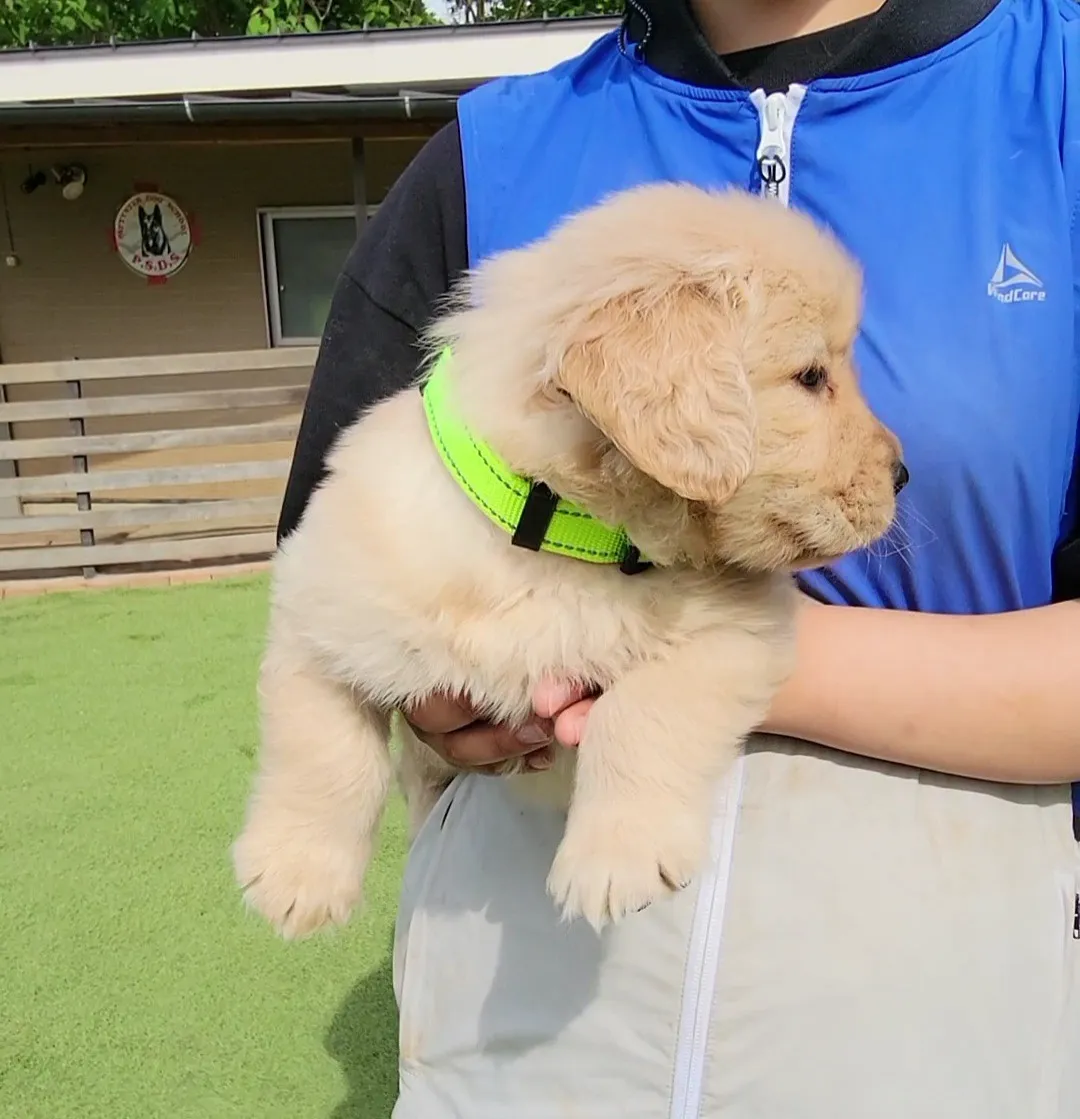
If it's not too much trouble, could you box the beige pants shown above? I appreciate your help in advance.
[392,735,1080,1118]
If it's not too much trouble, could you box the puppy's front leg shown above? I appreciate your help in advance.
[546,626,792,931]
[232,636,392,939]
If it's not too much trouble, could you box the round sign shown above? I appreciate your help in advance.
[114,191,192,279]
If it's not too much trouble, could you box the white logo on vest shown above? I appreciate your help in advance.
[987,243,1045,305]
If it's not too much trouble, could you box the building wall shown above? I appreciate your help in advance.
[0,136,423,363]
[0,134,425,531]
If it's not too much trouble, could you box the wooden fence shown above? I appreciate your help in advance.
[0,347,317,579]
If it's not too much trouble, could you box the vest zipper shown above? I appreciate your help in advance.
[668,757,747,1119]
[1073,893,1079,940]
[667,85,808,1119]
[750,85,807,206]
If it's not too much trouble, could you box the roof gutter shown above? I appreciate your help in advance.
[0,92,459,127]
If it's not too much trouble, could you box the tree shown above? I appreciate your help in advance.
[246,0,433,35]
[446,1,620,19]
[0,0,435,47]
[0,0,617,48]
[2,0,243,45]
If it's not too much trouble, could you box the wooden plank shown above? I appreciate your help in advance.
[0,419,301,461]
[0,459,291,499]
[66,378,95,577]
[0,497,283,537]
[0,385,308,424]
[0,531,277,573]
[0,384,18,520]
[0,346,318,386]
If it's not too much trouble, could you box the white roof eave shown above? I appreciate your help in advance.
[0,19,617,106]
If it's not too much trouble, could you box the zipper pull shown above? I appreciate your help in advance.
[1073,894,1079,940]
[756,92,789,199]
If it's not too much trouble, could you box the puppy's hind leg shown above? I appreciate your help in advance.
[232,636,393,940]
[393,713,459,844]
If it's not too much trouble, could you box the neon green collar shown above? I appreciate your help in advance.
[421,349,648,571]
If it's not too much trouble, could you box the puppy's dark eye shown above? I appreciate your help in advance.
[794,366,829,392]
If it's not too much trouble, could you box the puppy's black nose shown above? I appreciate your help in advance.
[892,459,910,495]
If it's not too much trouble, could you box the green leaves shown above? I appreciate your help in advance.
[445,0,621,20]
[1,0,252,46]
[0,0,618,48]
[245,0,325,35]
[1,0,100,45]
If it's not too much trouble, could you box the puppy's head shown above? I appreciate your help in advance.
[428,183,903,572]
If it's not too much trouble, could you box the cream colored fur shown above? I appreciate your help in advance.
[232,183,903,937]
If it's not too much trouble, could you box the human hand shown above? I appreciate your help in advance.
[532,678,601,747]
[404,679,602,771]
[404,690,558,773]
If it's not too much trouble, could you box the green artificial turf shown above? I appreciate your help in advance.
[0,574,407,1119]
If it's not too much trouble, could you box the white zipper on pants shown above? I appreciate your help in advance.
[668,754,747,1119]
[667,87,807,1119]
[750,84,806,205]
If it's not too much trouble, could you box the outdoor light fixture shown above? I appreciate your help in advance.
[20,169,47,194]
[18,165,88,200]
[53,163,88,201]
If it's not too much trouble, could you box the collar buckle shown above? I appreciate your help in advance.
[511,481,561,552]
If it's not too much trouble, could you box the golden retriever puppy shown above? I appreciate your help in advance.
[232,183,904,938]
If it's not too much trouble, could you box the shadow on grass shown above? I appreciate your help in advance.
[325,944,399,1119]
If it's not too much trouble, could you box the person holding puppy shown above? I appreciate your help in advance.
[277,0,1080,1115]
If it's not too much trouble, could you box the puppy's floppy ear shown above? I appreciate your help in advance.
[552,280,756,505]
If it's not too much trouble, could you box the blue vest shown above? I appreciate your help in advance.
[458,0,1080,619]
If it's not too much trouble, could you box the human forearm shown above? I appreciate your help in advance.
[763,597,1080,783]
[416,597,1080,784]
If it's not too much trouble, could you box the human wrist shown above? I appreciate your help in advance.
[758,591,832,740]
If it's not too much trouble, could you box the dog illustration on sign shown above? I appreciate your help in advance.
[113,191,193,281]
[138,203,172,258]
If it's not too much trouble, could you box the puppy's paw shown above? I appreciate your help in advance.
[546,799,707,932]
[232,821,368,940]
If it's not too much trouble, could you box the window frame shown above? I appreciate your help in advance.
[256,204,377,347]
